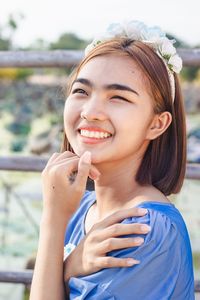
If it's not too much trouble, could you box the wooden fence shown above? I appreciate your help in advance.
[0,49,200,293]
[0,48,199,68]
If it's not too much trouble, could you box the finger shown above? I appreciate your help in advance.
[46,152,60,166]
[53,151,76,163]
[98,237,144,253]
[97,207,149,228]
[46,151,76,167]
[45,157,79,184]
[88,165,101,180]
[48,158,86,187]
[45,157,79,181]
[97,223,151,241]
[47,156,100,182]
[48,150,100,179]
[96,256,140,269]
[74,151,92,189]
[47,156,79,168]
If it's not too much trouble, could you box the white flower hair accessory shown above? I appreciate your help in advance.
[85,20,183,102]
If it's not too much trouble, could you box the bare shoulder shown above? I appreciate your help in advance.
[144,185,170,203]
[130,185,171,207]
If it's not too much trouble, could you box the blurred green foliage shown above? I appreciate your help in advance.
[10,138,27,152]
[167,33,200,82]
[50,32,88,50]
[0,38,11,50]
[181,66,199,82]
[6,122,31,135]
[0,13,24,50]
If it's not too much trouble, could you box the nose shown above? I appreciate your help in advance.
[80,96,107,122]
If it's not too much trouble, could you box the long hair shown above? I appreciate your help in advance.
[61,38,186,196]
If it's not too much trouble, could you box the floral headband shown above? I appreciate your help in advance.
[85,20,183,102]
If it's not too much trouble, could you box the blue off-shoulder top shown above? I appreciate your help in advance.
[64,191,194,300]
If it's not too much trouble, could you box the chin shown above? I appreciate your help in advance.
[91,155,109,165]
[72,145,108,163]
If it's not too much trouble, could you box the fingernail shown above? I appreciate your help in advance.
[127,259,140,266]
[83,151,91,164]
[141,225,151,232]
[138,208,148,214]
[91,170,101,178]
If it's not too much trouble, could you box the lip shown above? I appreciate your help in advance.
[77,127,113,144]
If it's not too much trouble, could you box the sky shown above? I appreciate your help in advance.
[0,0,200,48]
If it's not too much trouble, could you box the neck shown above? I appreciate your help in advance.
[93,156,145,220]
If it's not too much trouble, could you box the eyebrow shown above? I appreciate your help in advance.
[72,78,139,96]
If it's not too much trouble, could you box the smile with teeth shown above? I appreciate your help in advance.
[79,129,112,139]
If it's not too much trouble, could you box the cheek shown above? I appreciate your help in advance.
[116,109,151,142]
[64,100,80,130]
[64,103,71,127]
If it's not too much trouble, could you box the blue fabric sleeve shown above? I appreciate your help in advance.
[68,208,194,300]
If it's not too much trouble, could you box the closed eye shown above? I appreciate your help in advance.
[111,95,130,102]
[72,88,88,95]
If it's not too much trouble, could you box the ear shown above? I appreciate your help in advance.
[146,111,172,140]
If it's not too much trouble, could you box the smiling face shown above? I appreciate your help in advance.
[64,54,157,165]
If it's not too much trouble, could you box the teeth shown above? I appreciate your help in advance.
[80,130,111,139]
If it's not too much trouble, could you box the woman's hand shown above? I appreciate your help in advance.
[41,151,100,221]
[64,207,150,281]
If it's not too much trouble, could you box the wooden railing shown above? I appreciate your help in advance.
[0,48,199,68]
[0,48,200,293]
[0,155,200,178]
[0,270,198,292]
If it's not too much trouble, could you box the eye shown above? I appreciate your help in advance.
[72,88,88,95]
[111,95,130,102]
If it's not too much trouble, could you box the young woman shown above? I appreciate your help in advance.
[30,21,194,299]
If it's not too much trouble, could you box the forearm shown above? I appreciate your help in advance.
[30,214,70,300]
[30,150,94,299]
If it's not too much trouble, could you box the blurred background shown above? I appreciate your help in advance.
[0,0,200,299]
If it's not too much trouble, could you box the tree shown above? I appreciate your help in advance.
[50,33,88,50]
[0,37,11,50]
[166,33,188,48]
[0,13,24,50]
[167,33,199,81]
[26,38,49,50]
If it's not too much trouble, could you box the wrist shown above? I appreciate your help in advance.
[40,210,72,229]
